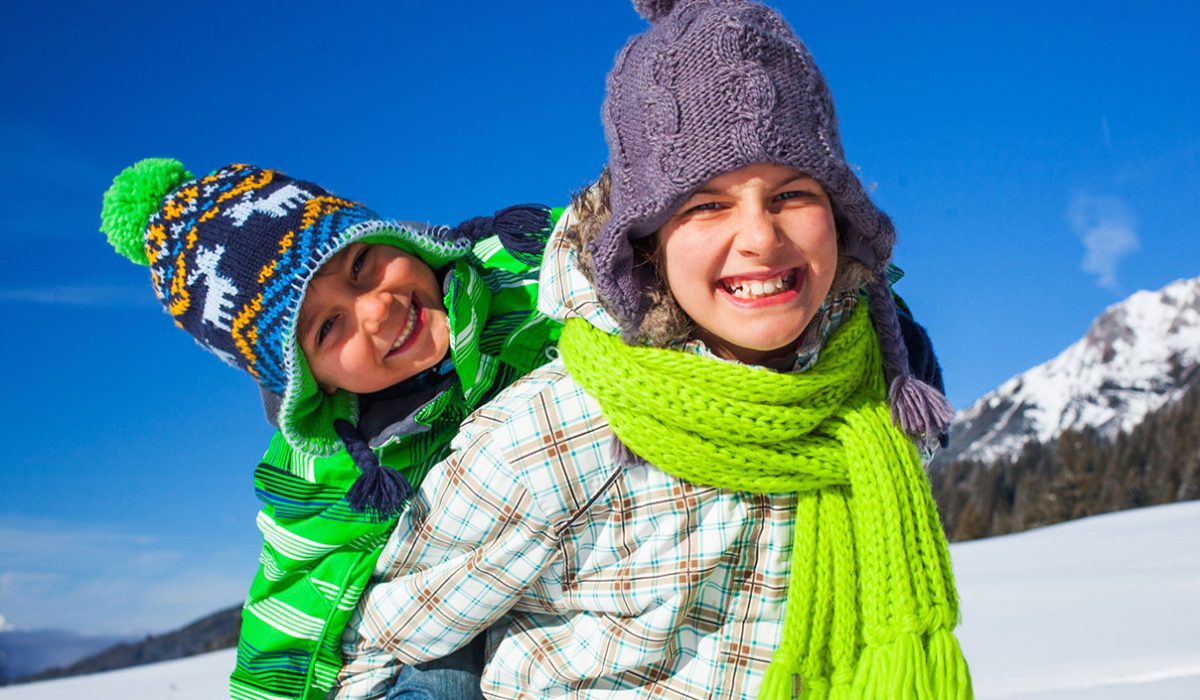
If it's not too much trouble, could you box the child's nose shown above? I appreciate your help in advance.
[357,290,393,334]
[733,205,783,257]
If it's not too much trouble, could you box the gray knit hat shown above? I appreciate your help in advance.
[590,0,953,440]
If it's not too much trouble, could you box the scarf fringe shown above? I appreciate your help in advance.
[826,679,852,700]
[758,655,798,700]
[818,630,970,700]
[927,628,974,700]
[850,633,931,697]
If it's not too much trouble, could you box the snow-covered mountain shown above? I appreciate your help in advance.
[4,501,1199,699]
[941,276,1200,465]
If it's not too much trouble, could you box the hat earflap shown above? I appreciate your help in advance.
[867,275,954,446]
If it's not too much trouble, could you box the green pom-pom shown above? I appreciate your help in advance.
[100,158,193,266]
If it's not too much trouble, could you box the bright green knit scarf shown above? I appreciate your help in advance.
[559,302,972,699]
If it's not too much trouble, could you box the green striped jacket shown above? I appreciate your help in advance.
[229,223,563,700]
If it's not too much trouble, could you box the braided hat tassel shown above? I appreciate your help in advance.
[333,419,414,518]
[451,204,553,266]
[866,276,954,446]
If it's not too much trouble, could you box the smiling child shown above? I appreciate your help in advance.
[100,159,561,699]
[335,0,969,697]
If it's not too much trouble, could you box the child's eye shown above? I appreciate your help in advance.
[351,247,370,281]
[317,315,337,345]
[684,201,723,215]
[776,189,820,203]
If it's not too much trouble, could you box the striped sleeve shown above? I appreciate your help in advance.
[232,434,397,700]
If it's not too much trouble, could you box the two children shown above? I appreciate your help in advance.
[100,159,560,699]
[335,0,970,697]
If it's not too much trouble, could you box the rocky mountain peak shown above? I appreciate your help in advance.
[938,276,1200,465]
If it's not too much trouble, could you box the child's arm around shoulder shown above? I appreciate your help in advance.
[334,369,573,700]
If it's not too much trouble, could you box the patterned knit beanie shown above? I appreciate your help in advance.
[100,159,551,459]
[590,0,953,440]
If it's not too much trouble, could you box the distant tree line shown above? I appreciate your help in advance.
[931,378,1200,541]
[11,606,240,685]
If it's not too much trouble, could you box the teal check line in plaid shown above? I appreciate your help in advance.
[336,361,799,700]
[334,214,803,699]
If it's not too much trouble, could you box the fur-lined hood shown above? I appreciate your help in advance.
[537,204,624,334]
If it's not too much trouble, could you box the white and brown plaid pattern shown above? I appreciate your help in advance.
[336,215,852,699]
[336,360,800,699]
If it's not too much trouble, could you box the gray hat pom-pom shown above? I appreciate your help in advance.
[610,434,643,467]
[633,0,680,22]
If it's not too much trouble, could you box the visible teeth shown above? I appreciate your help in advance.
[391,304,418,350]
[723,271,795,299]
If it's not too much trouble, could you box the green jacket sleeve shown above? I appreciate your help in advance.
[230,432,396,700]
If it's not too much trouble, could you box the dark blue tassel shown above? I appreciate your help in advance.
[333,419,413,518]
[492,204,552,265]
[452,204,552,266]
[449,215,494,244]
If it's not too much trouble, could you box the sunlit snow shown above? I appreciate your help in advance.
[952,276,1200,464]
[2,502,1197,699]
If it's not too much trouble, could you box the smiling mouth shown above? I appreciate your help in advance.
[719,269,798,300]
[387,299,422,357]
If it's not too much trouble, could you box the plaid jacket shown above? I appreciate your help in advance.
[335,213,808,699]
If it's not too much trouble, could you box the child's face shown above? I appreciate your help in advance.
[657,163,838,365]
[298,243,450,395]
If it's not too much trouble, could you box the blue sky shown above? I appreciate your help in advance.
[1,0,1197,637]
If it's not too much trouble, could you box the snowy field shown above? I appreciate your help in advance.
[953,500,1200,699]
[2,501,1197,699]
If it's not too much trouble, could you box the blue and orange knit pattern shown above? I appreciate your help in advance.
[140,164,377,394]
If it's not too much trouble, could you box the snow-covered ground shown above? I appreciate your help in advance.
[0,648,236,700]
[953,500,1200,699]
[3,501,1197,699]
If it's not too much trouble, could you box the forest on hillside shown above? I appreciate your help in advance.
[932,378,1200,541]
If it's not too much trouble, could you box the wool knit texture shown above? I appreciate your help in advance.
[589,0,955,443]
[593,0,895,335]
[558,302,972,699]
[585,0,950,444]
[101,159,554,454]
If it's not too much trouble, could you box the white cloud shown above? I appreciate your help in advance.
[0,516,250,636]
[1067,193,1140,290]
[0,285,155,307]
